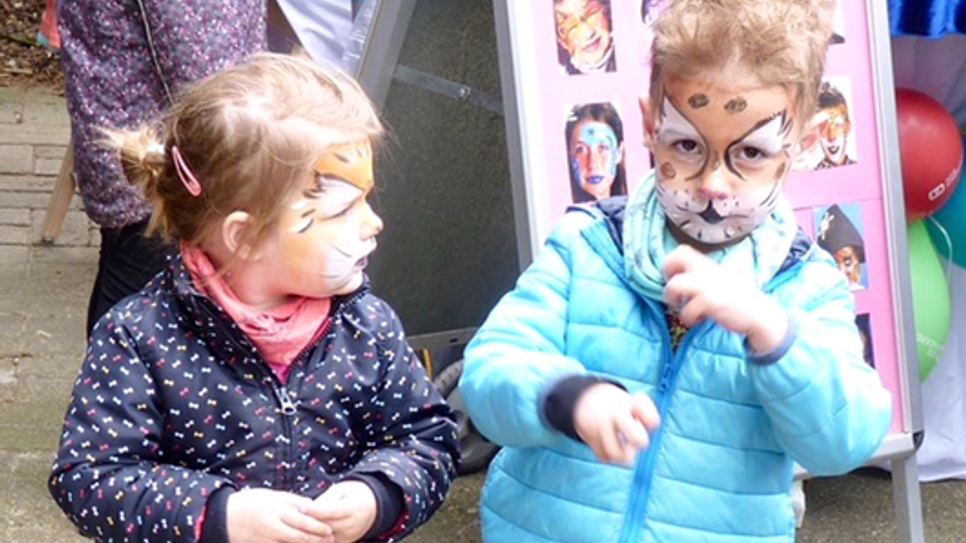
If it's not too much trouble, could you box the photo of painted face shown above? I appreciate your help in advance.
[813,81,857,170]
[855,313,875,368]
[553,0,616,75]
[831,3,846,44]
[816,203,867,290]
[565,102,627,203]
[638,0,666,66]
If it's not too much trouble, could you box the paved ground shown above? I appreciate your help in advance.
[3,86,966,543]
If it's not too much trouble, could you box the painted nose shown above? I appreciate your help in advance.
[696,166,731,201]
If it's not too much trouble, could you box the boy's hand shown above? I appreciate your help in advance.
[573,383,660,465]
[227,488,334,543]
[662,245,789,353]
[300,481,378,543]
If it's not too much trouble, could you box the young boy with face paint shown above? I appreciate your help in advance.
[48,53,459,543]
[460,1,891,542]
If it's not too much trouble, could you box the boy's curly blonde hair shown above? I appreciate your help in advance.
[649,0,837,122]
[103,52,383,252]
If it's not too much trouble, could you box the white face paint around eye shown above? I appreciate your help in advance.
[654,98,706,171]
[740,113,790,158]
[287,177,365,234]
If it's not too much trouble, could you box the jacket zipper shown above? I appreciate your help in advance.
[618,318,700,543]
[192,286,366,487]
[195,300,305,487]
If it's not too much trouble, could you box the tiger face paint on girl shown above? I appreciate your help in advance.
[312,140,374,192]
[267,139,383,300]
[288,140,375,234]
[649,74,800,246]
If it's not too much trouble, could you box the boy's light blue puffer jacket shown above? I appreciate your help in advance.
[460,202,892,543]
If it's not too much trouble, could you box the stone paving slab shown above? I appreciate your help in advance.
[0,87,71,145]
[0,451,88,543]
[0,87,94,249]
[0,87,26,124]
[0,120,71,146]
[0,174,58,192]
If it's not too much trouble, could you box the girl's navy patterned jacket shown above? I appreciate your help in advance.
[48,254,460,543]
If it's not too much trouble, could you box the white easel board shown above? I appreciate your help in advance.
[493,0,924,540]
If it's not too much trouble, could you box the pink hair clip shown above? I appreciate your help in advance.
[172,145,203,197]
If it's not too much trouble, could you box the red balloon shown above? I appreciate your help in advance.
[896,88,963,221]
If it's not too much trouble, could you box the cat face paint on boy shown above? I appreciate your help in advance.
[269,140,383,300]
[645,73,801,247]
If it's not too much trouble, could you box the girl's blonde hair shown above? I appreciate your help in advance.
[103,52,383,252]
[649,0,837,122]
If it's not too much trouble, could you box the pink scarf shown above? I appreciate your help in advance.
[182,245,330,374]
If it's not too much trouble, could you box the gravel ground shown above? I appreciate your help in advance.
[1,0,64,91]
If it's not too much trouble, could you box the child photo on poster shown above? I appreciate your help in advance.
[552,0,617,75]
[815,202,869,290]
[811,77,859,170]
[564,101,627,203]
[637,0,666,66]
[831,1,846,44]
[855,313,876,368]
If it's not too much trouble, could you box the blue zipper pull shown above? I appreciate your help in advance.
[658,361,673,392]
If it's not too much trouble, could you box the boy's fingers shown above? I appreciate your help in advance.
[661,244,706,279]
[631,394,661,430]
[614,411,650,450]
[597,428,625,463]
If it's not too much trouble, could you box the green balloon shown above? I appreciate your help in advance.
[907,219,950,381]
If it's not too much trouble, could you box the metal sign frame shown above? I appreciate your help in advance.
[493,0,924,540]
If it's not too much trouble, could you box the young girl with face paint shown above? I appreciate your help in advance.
[460,1,891,542]
[48,53,459,543]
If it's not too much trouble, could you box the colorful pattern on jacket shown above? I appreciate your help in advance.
[48,254,459,542]
[58,0,265,228]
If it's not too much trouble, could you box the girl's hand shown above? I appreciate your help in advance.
[301,481,379,543]
[573,383,660,465]
[662,245,788,354]
[227,488,334,543]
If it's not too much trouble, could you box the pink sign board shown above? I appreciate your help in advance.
[497,0,917,443]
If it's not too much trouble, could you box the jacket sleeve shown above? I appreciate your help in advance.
[751,254,893,475]
[345,299,460,541]
[139,0,265,88]
[48,312,235,543]
[58,0,265,229]
[460,214,596,449]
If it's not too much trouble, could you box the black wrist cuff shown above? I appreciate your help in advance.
[199,487,232,543]
[347,473,404,540]
[543,374,626,440]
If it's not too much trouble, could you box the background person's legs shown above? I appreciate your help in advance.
[86,220,173,334]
